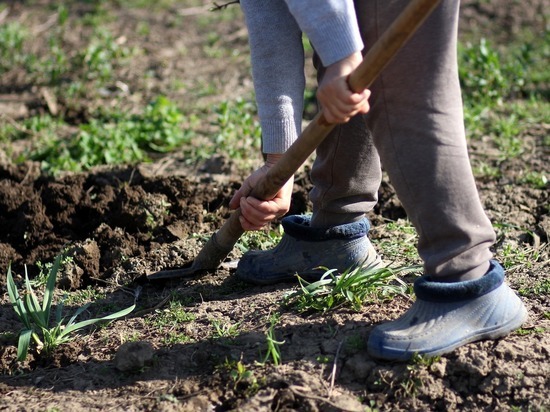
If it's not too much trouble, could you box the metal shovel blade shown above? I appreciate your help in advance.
[146,231,234,280]
[146,261,206,280]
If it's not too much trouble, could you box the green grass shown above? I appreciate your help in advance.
[497,242,541,271]
[211,97,262,161]
[458,34,549,182]
[458,34,549,183]
[283,265,415,314]
[145,299,196,345]
[459,32,548,108]
[64,286,107,306]
[236,225,283,254]
[210,319,241,339]
[492,222,545,272]
[371,219,420,264]
[158,96,263,169]
[0,22,28,72]
[149,300,196,328]
[26,96,193,174]
[76,28,136,83]
[519,171,548,189]
[162,331,193,345]
[2,6,135,86]
[518,278,550,297]
[115,0,185,10]
[459,38,524,108]
[0,6,151,171]
[467,95,549,181]
[515,326,546,336]
[3,6,545,182]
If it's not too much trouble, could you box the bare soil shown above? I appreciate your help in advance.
[0,1,549,411]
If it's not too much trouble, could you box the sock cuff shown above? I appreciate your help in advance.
[282,215,370,241]
[414,260,505,303]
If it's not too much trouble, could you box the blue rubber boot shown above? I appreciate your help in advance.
[235,215,381,285]
[367,261,528,360]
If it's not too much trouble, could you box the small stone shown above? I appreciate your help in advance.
[114,341,155,372]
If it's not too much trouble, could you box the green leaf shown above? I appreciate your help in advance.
[24,268,46,324]
[7,265,31,328]
[25,292,46,328]
[17,329,33,362]
[42,254,61,321]
[64,303,91,328]
[59,304,135,339]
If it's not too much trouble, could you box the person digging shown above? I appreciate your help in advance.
[228,0,528,361]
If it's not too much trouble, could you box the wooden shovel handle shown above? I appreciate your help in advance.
[213,0,442,251]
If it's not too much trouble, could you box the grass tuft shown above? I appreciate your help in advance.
[283,265,418,314]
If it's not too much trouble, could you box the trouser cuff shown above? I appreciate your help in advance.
[282,215,370,242]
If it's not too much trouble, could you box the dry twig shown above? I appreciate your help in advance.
[210,1,240,12]
[328,340,344,396]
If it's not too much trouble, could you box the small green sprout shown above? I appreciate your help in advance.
[211,319,241,339]
[259,313,284,366]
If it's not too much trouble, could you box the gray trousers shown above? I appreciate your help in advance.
[310,0,495,280]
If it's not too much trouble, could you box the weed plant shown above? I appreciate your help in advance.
[398,353,441,398]
[459,39,519,107]
[7,255,135,361]
[146,300,195,345]
[458,35,549,161]
[77,28,134,82]
[212,98,262,161]
[372,218,420,264]
[29,96,192,173]
[211,319,241,339]
[0,22,28,72]
[151,300,195,328]
[520,171,548,190]
[229,360,259,393]
[259,313,284,366]
[493,222,545,271]
[283,265,417,314]
[30,255,74,288]
[236,225,283,254]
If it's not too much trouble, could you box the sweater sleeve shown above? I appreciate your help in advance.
[284,0,363,66]
[241,0,306,154]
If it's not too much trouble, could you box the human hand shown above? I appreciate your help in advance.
[229,154,293,231]
[316,51,371,124]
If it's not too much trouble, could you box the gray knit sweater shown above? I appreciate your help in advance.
[240,0,363,154]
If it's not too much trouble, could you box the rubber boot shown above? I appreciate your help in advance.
[236,215,381,285]
[367,261,528,360]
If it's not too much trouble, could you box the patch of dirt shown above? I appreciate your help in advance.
[0,1,549,411]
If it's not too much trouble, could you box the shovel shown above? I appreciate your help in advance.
[148,0,441,280]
